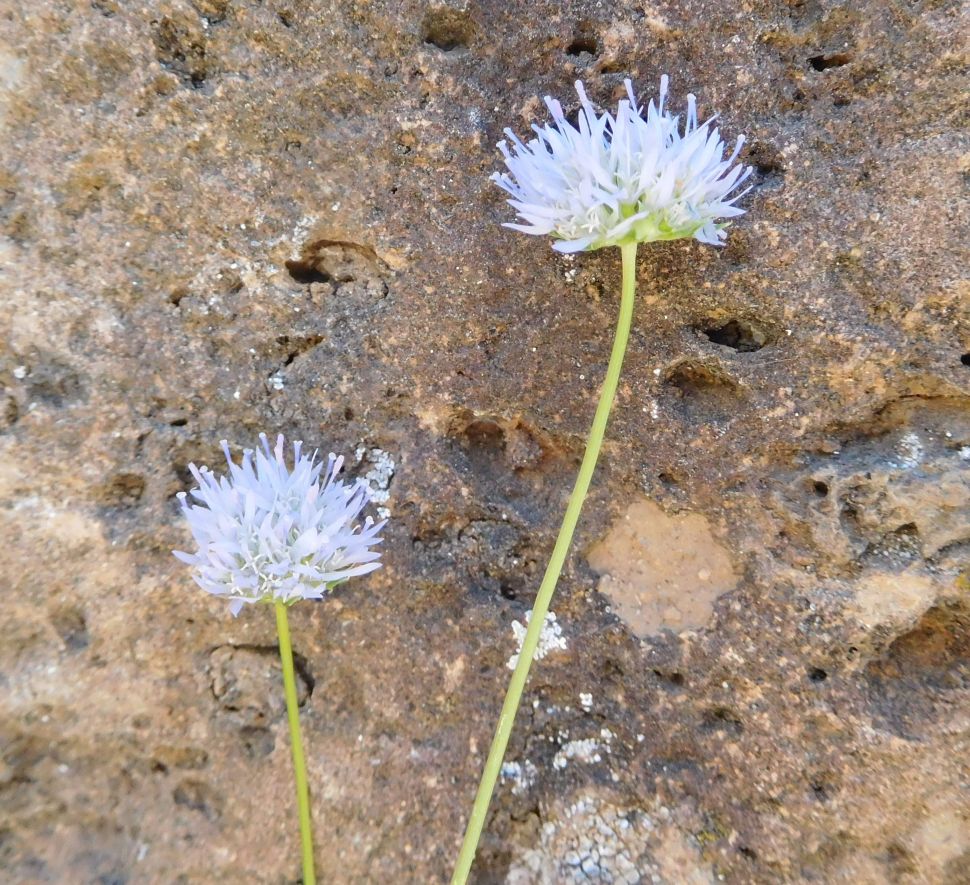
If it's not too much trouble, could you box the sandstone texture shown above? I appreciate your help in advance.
[1,1,968,883]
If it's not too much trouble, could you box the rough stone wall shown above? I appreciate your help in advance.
[1,1,967,882]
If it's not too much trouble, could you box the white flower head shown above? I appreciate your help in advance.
[492,75,752,252]
[175,433,385,615]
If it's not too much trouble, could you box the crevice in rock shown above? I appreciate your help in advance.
[808,51,852,71]
[277,334,324,367]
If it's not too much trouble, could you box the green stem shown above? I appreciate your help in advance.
[451,242,638,885]
[275,600,316,885]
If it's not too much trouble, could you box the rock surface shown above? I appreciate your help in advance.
[587,498,739,637]
[1,0,968,883]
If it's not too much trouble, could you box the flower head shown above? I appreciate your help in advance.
[175,433,385,615]
[492,75,751,252]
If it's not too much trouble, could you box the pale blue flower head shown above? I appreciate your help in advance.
[492,75,751,252]
[175,433,385,616]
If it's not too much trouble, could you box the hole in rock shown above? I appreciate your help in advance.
[27,358,84,407]
[173,779,222,820]
[285,259,331,285]
[746,141,785,178]
[209,644,314,727]
[421,8,474,51]
[239,726,275,758]
[887,843,918,876]
[599,59,627,74]
[152,16,207,86]
[808,667,828,682]
[664,360,742,421]
[287,239,387,292]
[812,480,829,497]
[863,522,922,567]
[960,352,970,366]
[1,395,19,429]
[701,706,743,735]
[809,52,852,71]
[666,361,735,394]
[602,657,625,679]
[462,418,506,454]
[100,472,146,507]
[278,334,323,366]
[173,441,225,494]
[701,319,766,352]
[565,106,584,129]
[566,27,599,57]
[653,669,686,689]
[50,606,89,651]
[865,601,970,739]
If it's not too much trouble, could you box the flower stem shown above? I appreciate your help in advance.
[275,600,316,885]
[451,242,638,885]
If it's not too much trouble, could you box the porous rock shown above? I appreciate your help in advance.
[0,1,967,882]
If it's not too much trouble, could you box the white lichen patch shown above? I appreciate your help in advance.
[506,794,716,885]
[507,610,568,670]
[579,692,593,712]
[290,214,317,247]
[500,760,538,795]
[355,445,396,519]
[896,431,924,469]
[553,739,602,770]
[506,796,654,885]
[553,728,614,771]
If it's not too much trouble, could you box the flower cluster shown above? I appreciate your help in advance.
[175,434,385,615]
[492,75,751,252]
